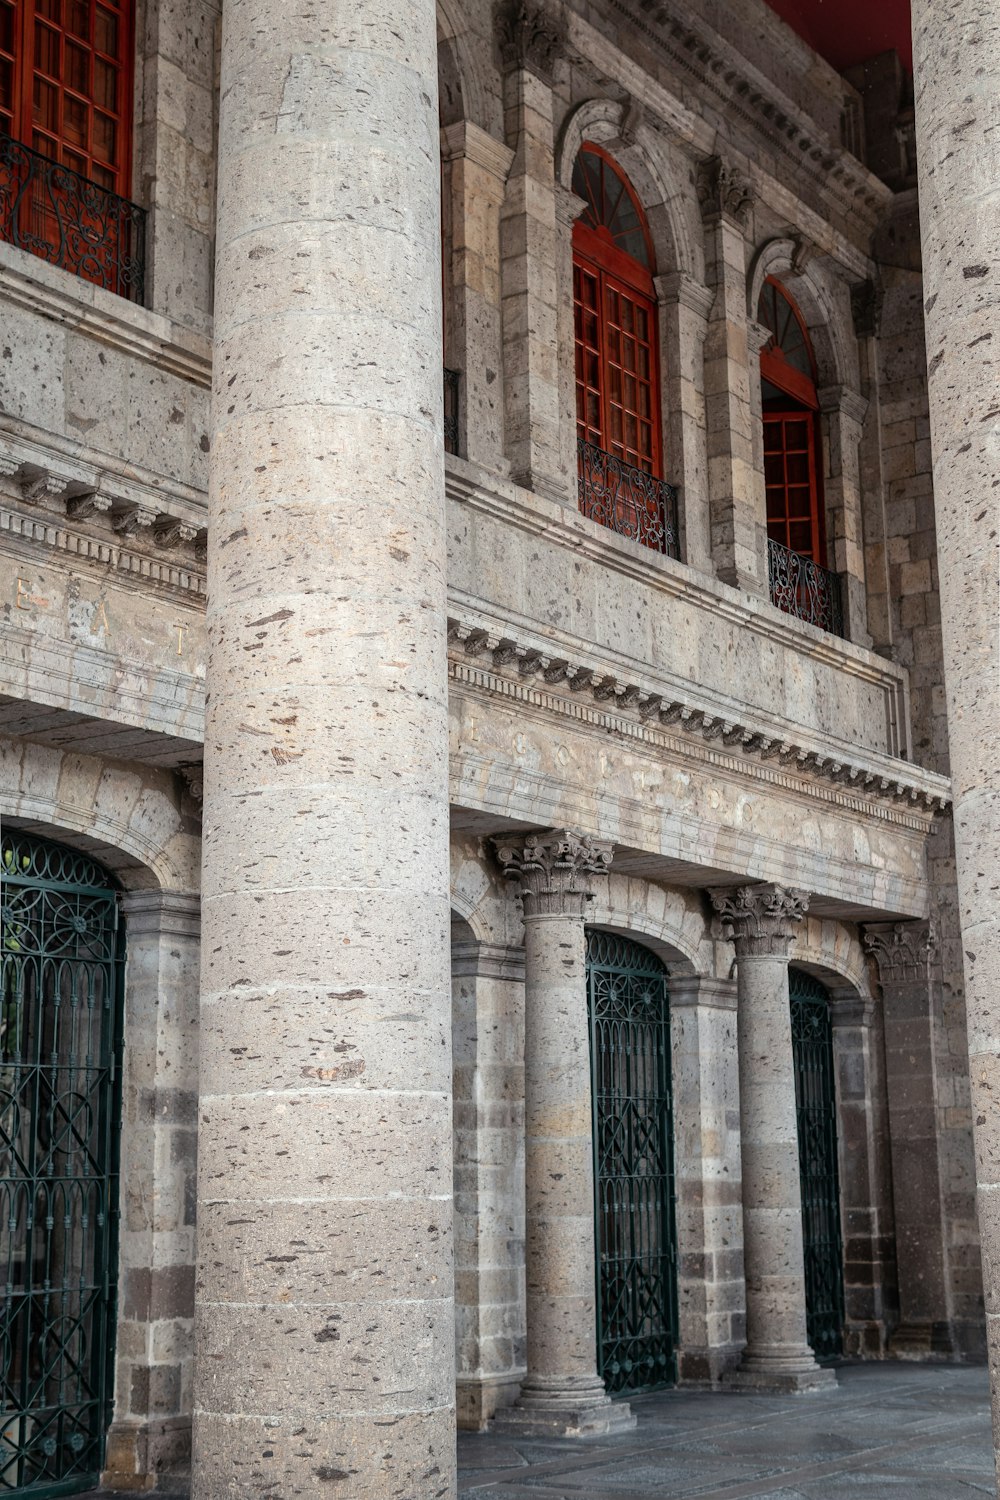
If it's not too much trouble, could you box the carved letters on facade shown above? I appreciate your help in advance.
[492,827,613,917]
[710,882,809,956]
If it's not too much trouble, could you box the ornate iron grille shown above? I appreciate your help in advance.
[790,968,844,1362]
[444,367,460,456]
[586,930,678,1395]
[578,440,680,558]
[0,831,125,1497]
[0,135,145,304]
[767,537,845,637]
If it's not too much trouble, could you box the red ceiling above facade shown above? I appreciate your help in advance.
[763,0,912,73]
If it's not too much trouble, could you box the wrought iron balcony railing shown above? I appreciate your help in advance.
[577,439,680,558]
[767,536,845,637]
[444,366,460,456]
[0,134,145,304]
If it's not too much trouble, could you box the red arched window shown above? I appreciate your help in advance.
[573,144,661,477]
[0,0,134,195]
[758,277,826,564]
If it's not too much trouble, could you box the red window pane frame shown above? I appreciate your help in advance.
[0,0,134,196]
[573,143,662,479]
[759,277,828,566]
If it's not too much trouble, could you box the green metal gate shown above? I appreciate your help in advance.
[0,831,125,1496]
[789,968,844,1361]
[586,931,678,1395]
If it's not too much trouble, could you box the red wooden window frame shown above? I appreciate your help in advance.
[0,0,134,196]
[759,276,827,565]
[573,142,662,477]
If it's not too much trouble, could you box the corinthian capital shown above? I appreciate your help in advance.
[863,919,934,984]
[710,883,808,956]
[696,154,753,230]
[496,0,565,83]
[492,828,613,917]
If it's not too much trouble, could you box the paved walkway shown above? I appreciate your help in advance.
[458,1364,994,1499]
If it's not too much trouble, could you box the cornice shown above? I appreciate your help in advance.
[604,0,891,230]
[0,423,207,587]
[447,614,950,823]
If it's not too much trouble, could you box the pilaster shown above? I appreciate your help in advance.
[497,0,568,503]
[441,121,515,472]
[697,156,767,597]
[656,271,715,575]
[818,383,873,647]
[864,920,956,1357]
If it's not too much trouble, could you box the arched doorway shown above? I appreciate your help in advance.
[1,830,125,1495]
[789,968,845,1360]
[586,930,678,1394]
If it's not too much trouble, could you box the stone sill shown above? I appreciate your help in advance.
[0,241,212,389]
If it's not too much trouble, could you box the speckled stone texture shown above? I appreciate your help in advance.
[193,0,454,1495]
[711,886,834,1392]
[491,831,635,1437]
[914,2,1000,1488]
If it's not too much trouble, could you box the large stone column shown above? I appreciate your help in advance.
[491,831,635,1437]
[913,8,1000,1479]
[194,2,455,1495]
[864,920,955,1356]
[710,885,834,1391]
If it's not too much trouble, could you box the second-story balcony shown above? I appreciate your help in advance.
[767,537,845,638]
[578,439,680,558]
[0,134,145,304]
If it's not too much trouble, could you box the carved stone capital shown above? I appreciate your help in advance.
[710,883,809,957]
[863,920,934,985]
[655,270,716,321]
[697,155,752,230]
[492,828,613,918]
[496,0,565,83]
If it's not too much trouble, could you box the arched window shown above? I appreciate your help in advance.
[573,144,660,477]
[758,278,826,565]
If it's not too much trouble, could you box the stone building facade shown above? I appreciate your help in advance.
[0,0,995,1496]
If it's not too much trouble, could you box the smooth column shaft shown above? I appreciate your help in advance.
[194,1,454,1495]
[913,3,1000,1480]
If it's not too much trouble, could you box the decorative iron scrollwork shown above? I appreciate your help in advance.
[443,366,460,456]
[577,440,680,557]
[767,536,845,637]
[0,134,146,304]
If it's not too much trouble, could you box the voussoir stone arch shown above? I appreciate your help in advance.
[791,916,875,1004]
[555,97,703,282]
[0,737,198,894]
[437,0,498,136]
[586,873,711,979]
[747,235,858,396]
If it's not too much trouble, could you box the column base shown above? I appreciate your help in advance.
[889,1321,957,1360]
[492,1376,636,1438]
[727,1349,837,1394]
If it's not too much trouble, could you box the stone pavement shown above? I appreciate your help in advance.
[457,1363,994,1499]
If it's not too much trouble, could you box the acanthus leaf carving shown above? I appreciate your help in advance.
[710,882,809,956]
[697,154,752,229]
[496,0,565,83]
[492,828,613,918]
[863,920,934,984]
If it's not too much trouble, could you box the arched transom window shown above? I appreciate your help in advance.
[573,144,661,477]
[758,277,826,565]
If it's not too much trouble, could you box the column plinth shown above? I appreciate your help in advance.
[491,831,635,1438]
[711,885,836,1393]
